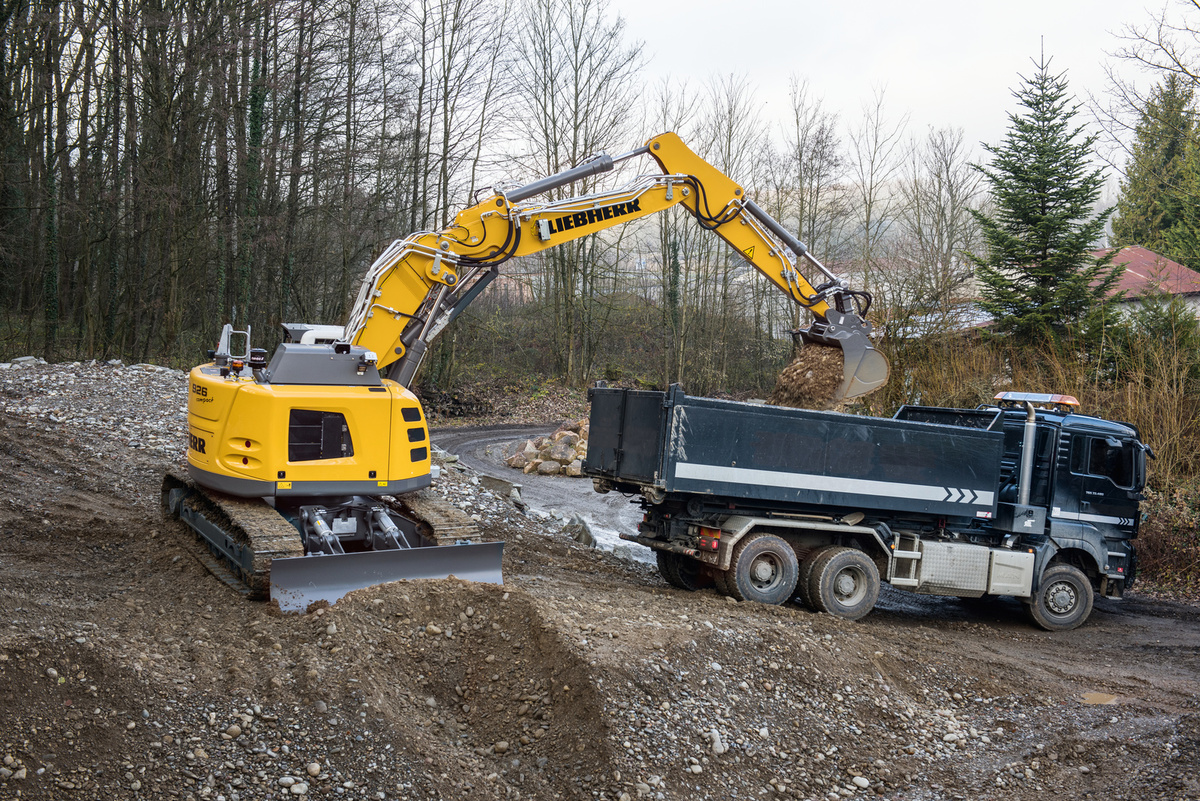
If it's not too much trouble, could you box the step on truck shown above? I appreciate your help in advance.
[584,386,1151,631]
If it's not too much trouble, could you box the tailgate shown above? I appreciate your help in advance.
[584,387,669,484]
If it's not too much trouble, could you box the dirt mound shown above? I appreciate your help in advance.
[767,346,845,409]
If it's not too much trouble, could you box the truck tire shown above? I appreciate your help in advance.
[656,550,701,591]
[795,545,836,610]
[726,533,799,605]
[808,547,880,621]
[713,569,735,597]
[1025,564,1094,631]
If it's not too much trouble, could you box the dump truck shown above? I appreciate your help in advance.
[585,386,1151,631]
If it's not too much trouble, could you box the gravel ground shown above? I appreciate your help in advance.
[0,358,1198,801]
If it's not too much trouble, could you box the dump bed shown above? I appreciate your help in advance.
[585,385,1005,519]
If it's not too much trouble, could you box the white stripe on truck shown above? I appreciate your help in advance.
[673,462,995,506]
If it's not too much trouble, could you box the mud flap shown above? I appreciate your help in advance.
[270,541,504,612]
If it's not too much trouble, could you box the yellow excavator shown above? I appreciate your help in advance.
[162,132,889,611]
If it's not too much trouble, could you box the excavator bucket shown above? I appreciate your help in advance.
[269,541,504,613]
[797,310,890,401]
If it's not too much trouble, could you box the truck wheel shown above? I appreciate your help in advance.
[795,545,836,610]
[809,547,879,621]
[727,533,799,605]
[1026,564,1094,631]
[656,550,701,591]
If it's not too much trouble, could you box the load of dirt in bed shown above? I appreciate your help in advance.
[767,345,845,409]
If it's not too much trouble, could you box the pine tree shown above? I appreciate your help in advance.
[969,55,1124,345]
[1112,75,1195,255]
[1164,134,1200,269]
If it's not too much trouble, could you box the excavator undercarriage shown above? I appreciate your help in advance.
[162,468,503,611]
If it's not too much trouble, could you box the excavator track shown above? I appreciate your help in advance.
[390,489,481,545]
[163,470,503,610]
[162,469,305,599]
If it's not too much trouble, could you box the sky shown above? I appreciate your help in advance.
[606,0,1157,160]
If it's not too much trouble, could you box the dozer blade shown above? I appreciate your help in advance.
[269,541,504,613]
[798,310,890,401]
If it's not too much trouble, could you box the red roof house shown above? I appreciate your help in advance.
[1092,246,1200,306]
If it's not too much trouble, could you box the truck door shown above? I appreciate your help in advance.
[1055,433,1140,539]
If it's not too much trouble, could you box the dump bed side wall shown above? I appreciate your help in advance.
[588,387,1004,519]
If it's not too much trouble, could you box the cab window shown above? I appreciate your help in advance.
[1070,434,1134,488]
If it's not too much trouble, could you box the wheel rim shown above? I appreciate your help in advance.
[1044,580,1078,616]
[832,565,868,606]
[748,552,783,591]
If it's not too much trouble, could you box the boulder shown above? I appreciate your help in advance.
[548,441,576,463]
[537,460,561,476]
[563,514,596,547]
[565,459,584,477]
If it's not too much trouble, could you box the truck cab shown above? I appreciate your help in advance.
[994,400,1146,598]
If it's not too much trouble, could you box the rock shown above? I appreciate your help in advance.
[306,763,321,777]
[325,623,337,635]
[494,741,509,754]
[523,461,539,474]
[554,431,581,447]
[565,459,584,477]
[225,724,243,738]
[506,454,528,469]
[537,460,561,476]
[852,776,870,789]
[279,776,296,787]
[45,667,58,679]
[290,782,309,794]
[563,514,596,547]
[425,623,443,635]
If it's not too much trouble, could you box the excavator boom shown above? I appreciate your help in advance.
[345,133,887,400]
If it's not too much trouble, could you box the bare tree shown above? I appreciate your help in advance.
[891,126,984,333]
[846,87,909,316]
[1094,0,1200,171]
[512,0,644,385]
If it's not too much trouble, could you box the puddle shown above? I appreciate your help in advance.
[1080,691,1119,705]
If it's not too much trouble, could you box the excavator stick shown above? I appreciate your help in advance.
[269,541,504,613]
